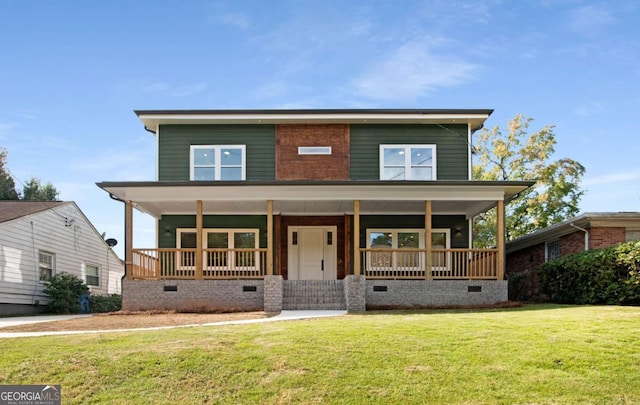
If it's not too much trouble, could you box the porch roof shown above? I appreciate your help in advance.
[97,180,533,219]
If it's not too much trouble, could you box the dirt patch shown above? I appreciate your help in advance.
[0,311,270,332]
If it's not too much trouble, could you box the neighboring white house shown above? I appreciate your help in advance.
[0,201,123,315]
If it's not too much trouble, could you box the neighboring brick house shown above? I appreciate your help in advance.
[506,212,640,301]
[97,109,534,312]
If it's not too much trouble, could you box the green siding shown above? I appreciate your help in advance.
[158,124,275,181]
[158,215,268,248]
[350,124,469,180]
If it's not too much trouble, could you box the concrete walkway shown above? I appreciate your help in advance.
[0,310,347,339]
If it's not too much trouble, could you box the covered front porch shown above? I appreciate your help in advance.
[99,180,531,310]
[129,246,500,280]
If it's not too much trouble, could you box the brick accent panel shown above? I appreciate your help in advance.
[264,275,283,312]
[589,227,626,249]
[275,124,349,180]
[344,275,366,312]
[366,280,507,308]
[122,279,263,312]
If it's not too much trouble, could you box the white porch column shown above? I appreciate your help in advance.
[354,200,361,276]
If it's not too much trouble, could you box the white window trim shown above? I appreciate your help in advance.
[189,145,246,181]
[38,251,55,283]
[176,228,260,271]
[379,144,437,181]
[366,228,450,272]
[85,262,101,287]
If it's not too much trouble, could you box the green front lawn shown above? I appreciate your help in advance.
[1,304,639,404]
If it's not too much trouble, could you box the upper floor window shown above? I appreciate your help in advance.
[39,251,55,282]
[190,145,246,181]
[380,145,436,180]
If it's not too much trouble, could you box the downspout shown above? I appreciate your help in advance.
[569,223,589,251]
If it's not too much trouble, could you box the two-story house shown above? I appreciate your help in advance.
[97,109,533,312]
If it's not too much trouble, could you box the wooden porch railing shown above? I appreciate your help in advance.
[361,248,499,280]
[131,248,268,280]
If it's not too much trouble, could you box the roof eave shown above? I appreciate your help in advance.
[134,109,494,133]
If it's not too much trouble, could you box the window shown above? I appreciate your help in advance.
[545,240,561,262]
[380,145,436,180]
[298,146,332,155]
[366,229,450,271]
[38,251,54,281]
[85,263,100,286]
[190,145,246,181]
[626,230,640,242]
[177,228,260,270]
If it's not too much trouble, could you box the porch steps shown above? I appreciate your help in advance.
[283,280,346,310]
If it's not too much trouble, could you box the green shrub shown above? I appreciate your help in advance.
[540,241,640,305]
[89,294,122,313]
[43,272,89,314]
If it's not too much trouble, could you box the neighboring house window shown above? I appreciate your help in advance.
[545,240,561,262]
[380,145,436,180]
[177,228,260,270]
[38,251,55,281]
[85,263,100,286]
[626,230,640,242]
[190,145,246,181]
[366,229,450,271]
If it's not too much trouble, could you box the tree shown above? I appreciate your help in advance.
[0,147,59,201]
[0,147,19,200]
[472,114,585,247]
[22,177,60,201]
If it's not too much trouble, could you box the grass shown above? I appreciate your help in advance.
[1,304,639,404]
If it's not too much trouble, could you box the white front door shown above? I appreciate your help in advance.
[288,226,337,280]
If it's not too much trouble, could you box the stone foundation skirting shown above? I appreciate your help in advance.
[122,278,508,312]
[366,280,508,308]
[122,279,264,312]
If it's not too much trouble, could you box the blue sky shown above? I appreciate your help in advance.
[1,1,639,257]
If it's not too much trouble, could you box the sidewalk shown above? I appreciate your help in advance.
[0,314,93,328]
[0,310,347,339]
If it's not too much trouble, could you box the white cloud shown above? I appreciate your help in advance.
[216,12,250,29]
[351,39,477,101]
[582,170,640,186]
[569,5,615,36]
[117,79,207,98]
[172,82,208,97]
[573,101,606,117]
[143,82,171,93]
[0,122,16,139]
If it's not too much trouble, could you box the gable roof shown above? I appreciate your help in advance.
[134,108,494,133]
[0,201,69,223]
[506,212,640,253]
